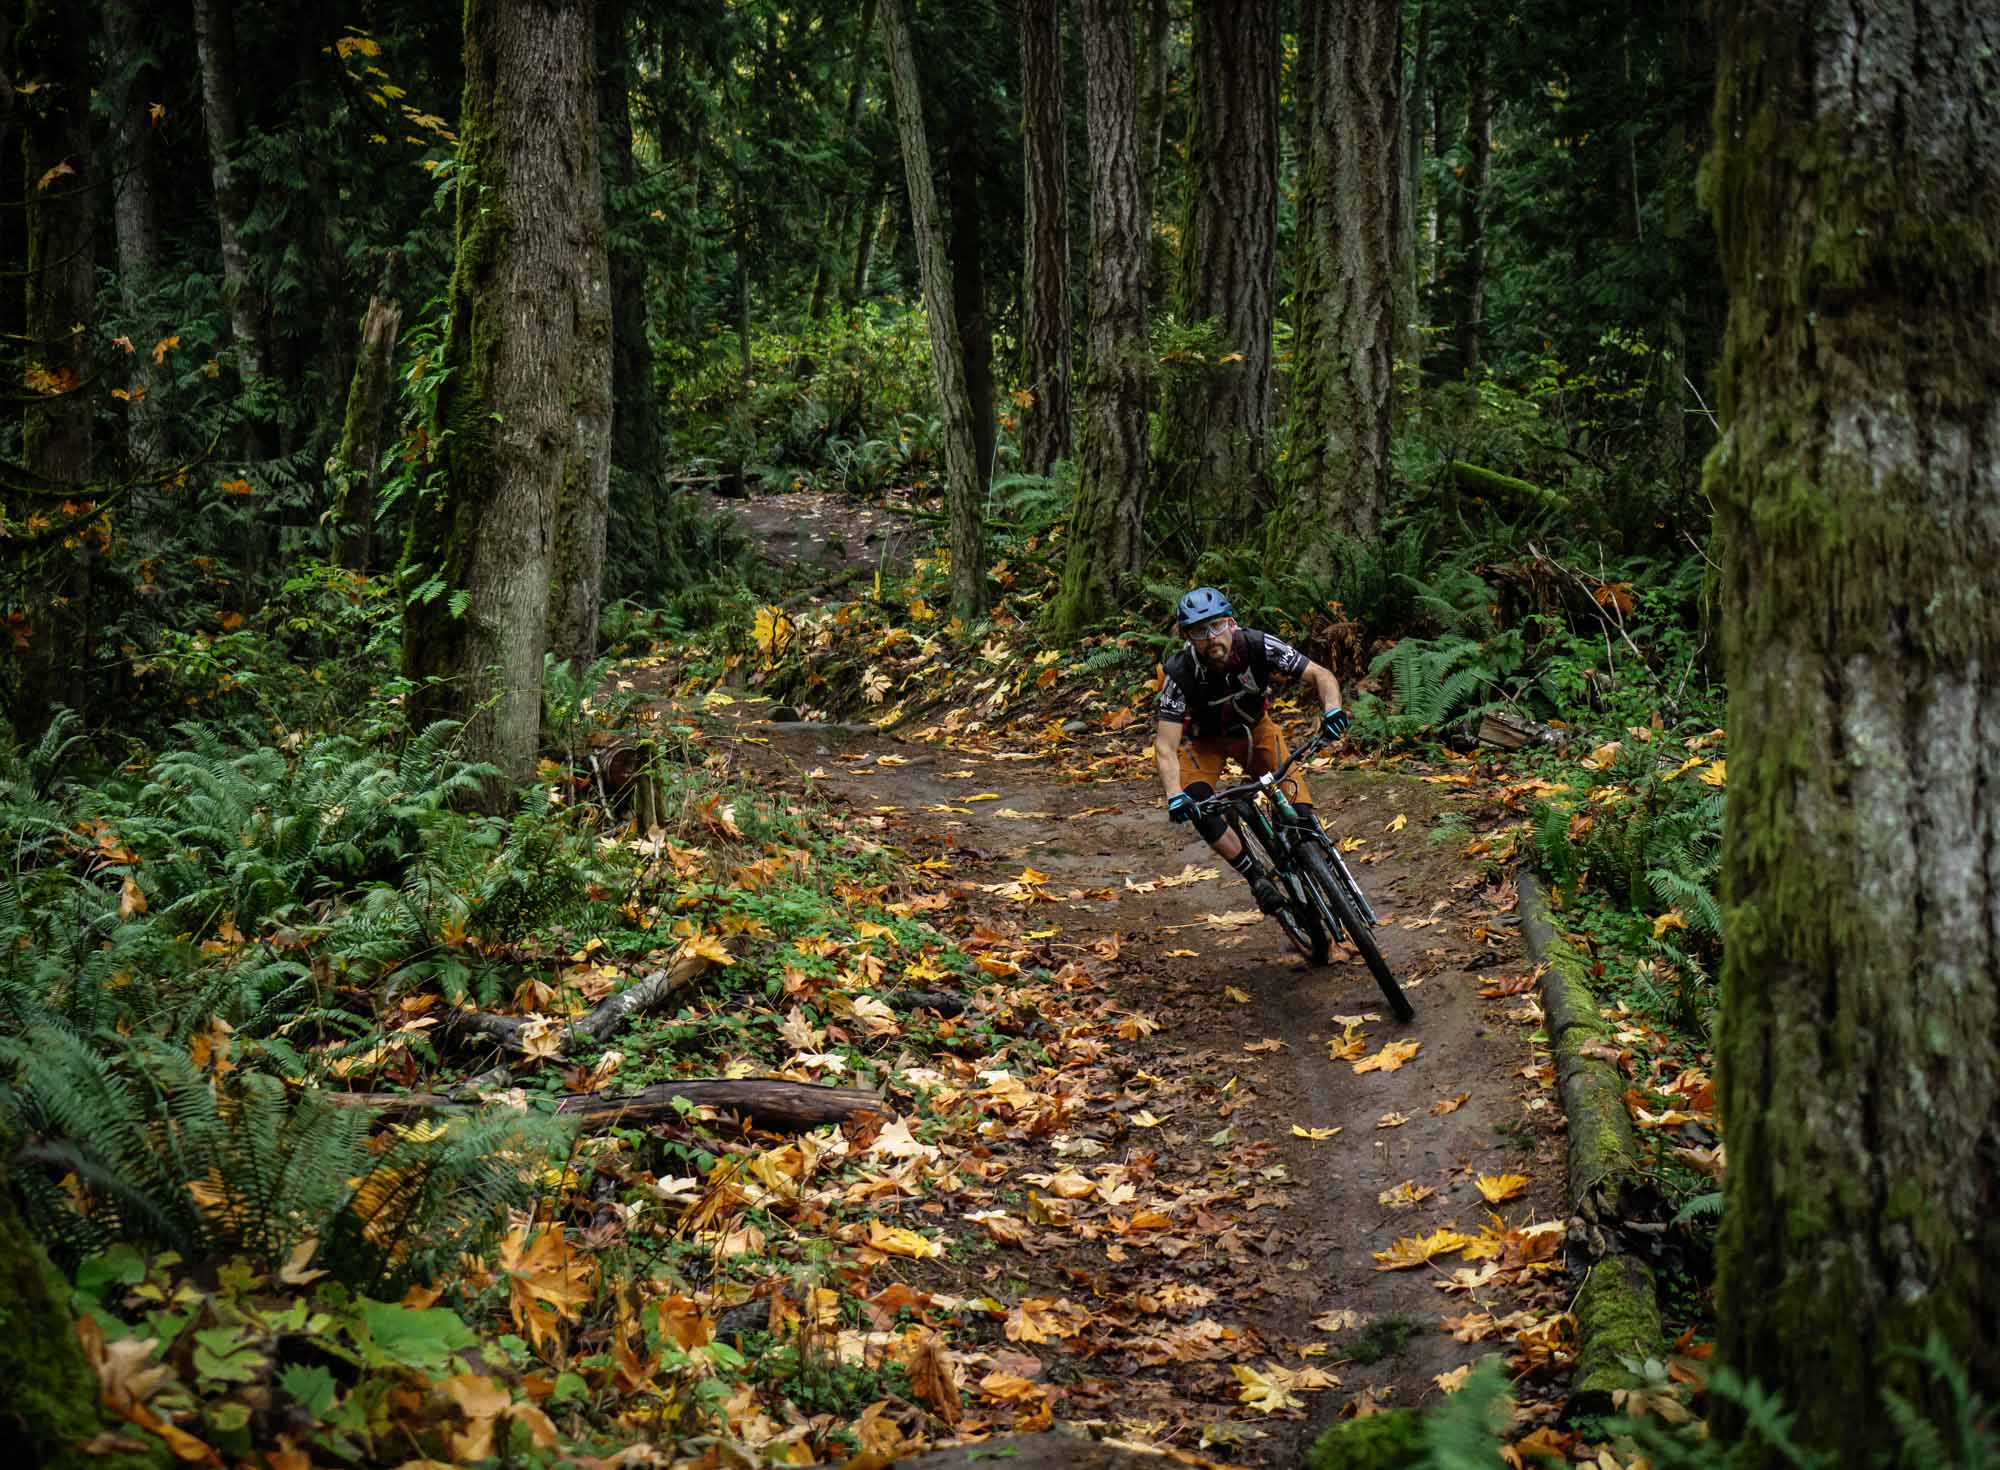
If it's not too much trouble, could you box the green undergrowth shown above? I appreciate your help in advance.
[1306,1345,2000,1470]
[1,676,1046,1463]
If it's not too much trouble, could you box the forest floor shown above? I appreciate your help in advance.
[648,492,1584,1460]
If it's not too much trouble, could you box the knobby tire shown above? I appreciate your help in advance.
[1300,843,1414,1021]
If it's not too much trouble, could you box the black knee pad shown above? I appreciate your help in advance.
[1181,781,1228,842]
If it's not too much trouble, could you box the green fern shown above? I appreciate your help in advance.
[0,1021,569,1291]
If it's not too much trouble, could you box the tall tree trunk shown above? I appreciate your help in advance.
[1134,0,1170,298]
[1400,0,1428,371]
[1283,0,1401,555]
[1019,0,1072,474]
[402,0,603,805]
[810,0,877,323]
[879,0,985,616]
[1158,0,1278,524]
[847,162,889,306]
[945,123,996,489]
[1709,0,2000,1454]
[102,0,167,467]
[191,0,269,424]
[332,269,403,572]
[549,41,614,673]
[1451,36,1490,377]
[1053,0,1149,634]
[15,0,97,728]
[599,0,660,487]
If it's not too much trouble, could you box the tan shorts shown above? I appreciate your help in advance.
[1178,717,1310,804]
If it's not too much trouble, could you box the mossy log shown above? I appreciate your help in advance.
[1445,460,1568,513]
[335,1079,883,1133]
[1515,870,1664,1403]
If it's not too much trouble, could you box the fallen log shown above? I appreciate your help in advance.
[445,953,713,1058]
[335,1078,884,1133]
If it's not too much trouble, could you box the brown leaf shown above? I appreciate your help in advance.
[903,1328,961,1424]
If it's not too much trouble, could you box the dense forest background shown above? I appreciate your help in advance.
[4,0,1997,1465]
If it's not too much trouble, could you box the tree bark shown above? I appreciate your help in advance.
[599,0,660,486]
[191,0,270,419]
[14,0,97,729]
[547,51,616,675]
[847,162,890,306]
[1451,35,1490,377]
[1708,0,2000,1453]
[945,122,996,490]
[1052,0,1149,635]
[1019,0,1072,474]
[1400,0,1428,371]
[401,0,604,804]
[1283,0,1401,555]
[1134,0,1170,299]
[879,0,986,616]
[1157,0,1279,522]
[332,274,404,573]
[101,0,167,468]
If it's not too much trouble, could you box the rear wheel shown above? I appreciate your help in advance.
[1300,844,1413,1021]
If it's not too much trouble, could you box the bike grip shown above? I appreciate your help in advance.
[1167,793,1195,824]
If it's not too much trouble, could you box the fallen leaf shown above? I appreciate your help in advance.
[1430,1093,1470,1115]
[1224,986,1252,1003]
[1477,1173,1529,1203]
[1378,1180,1436,1208]
[1435,1364,1473,1393]
[1376,1111,1409,1129]
[1291,1124,1341,1141]
[1373,1228,1474,1271]
[1244,1038,1286,1053]
[1354,1039,1421,1074]
[1384,814,1408,832]
[866,1221,943,1260]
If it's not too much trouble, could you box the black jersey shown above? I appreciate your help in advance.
[1157,628,1309,739]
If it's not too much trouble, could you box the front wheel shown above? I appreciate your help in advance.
[1300,844,1413,1021]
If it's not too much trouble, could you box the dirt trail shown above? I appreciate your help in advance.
[691,495,1569,1455]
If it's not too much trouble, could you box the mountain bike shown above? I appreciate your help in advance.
[1191,729,1415,1022]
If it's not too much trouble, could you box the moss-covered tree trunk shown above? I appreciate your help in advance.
[1708,0,2000,1455]
[0,1169,150,1469]
[1053,0,1149,635]
[1157,0,1278,526]
[402,0,603,804]
[1282,0,1401,558]
[879,0,986,616]
[1019,0,1072,475]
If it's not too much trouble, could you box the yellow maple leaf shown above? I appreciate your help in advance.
[1372,1227,1474,1271]
[1653,909,1689,939]
[1698,760,1727,787]
[1232,1362,1303,1413]
[1224,985,1251,1003]
[499,1225,595,1354]
[1476,1173,1529,1203]
[866,1220,942,1260]
[1292,1123,1342,1141]
[1384,813,1408,832]
[1435,1364,1473,1393]
[1353,1038,1421,1074]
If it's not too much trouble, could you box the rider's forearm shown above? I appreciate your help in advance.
[1155,730,1183,797]
[1312,664,1344,713]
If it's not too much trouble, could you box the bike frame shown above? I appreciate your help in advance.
[1196,729,1379,929]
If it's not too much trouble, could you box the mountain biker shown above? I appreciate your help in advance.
[1156,587,1351,916]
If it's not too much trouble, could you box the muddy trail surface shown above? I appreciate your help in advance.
[677,496,1574,1458]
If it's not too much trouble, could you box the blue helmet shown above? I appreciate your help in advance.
[1176,586,1234,628]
